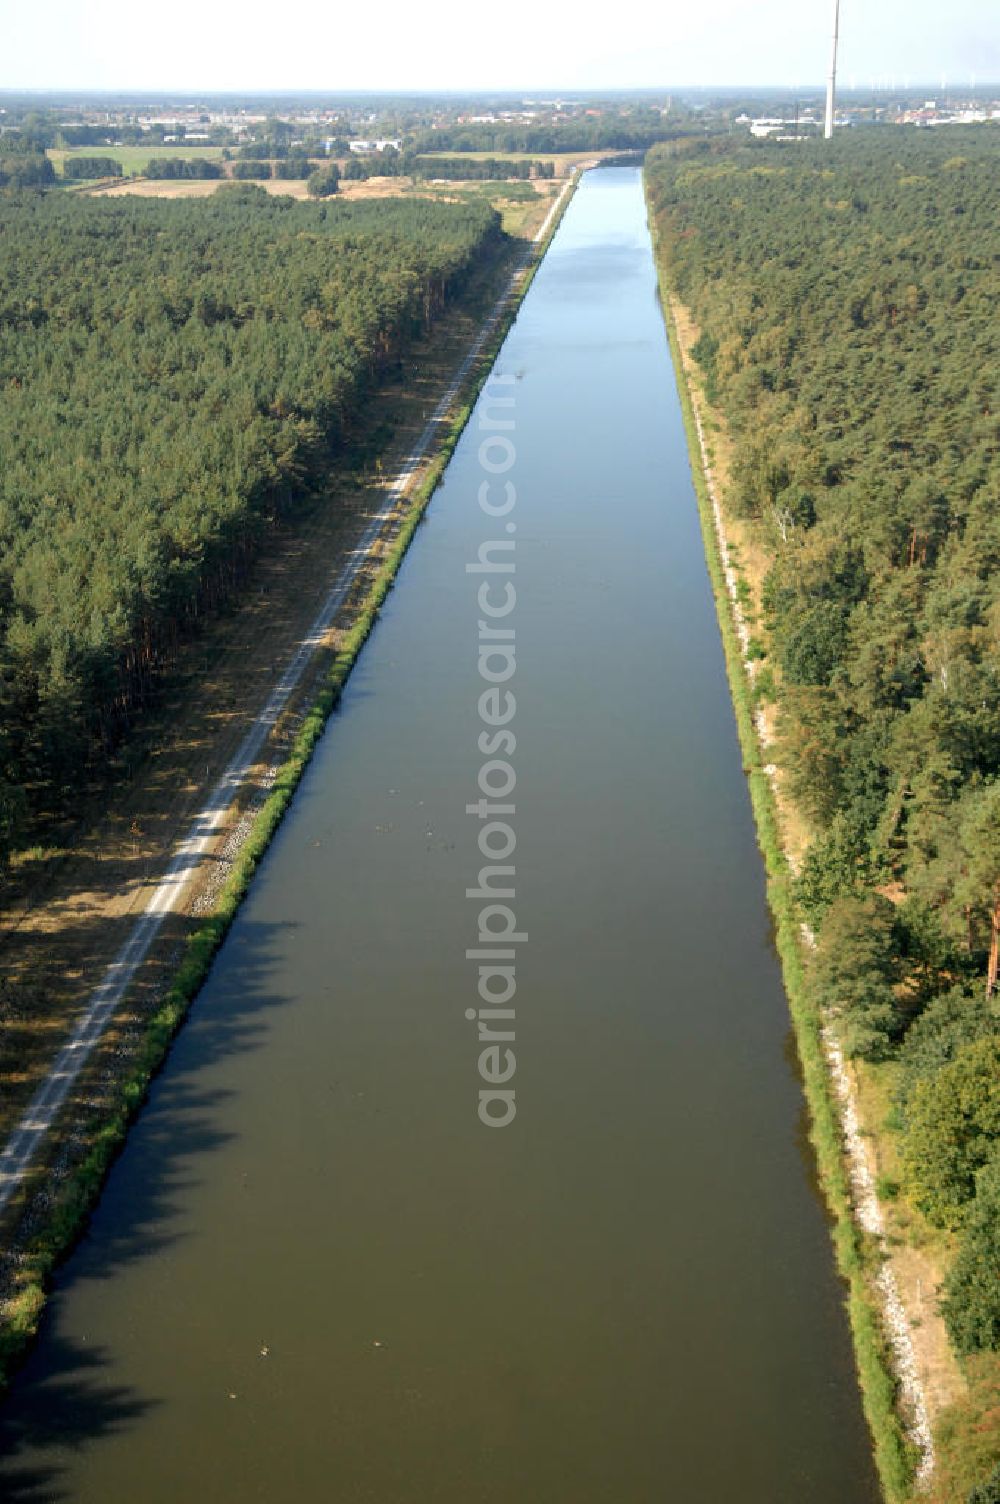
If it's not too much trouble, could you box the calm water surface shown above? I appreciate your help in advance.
[0,168,881,1504]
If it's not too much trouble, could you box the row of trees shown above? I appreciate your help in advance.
[411,156,555,181]
[41,120,225,148]
[0,188,505,849]
[646,129,1000,1366]
[237,140,316,161]
[144,156,224,180]
[329,150,555,183]
[229,157,314,181]
[62,156,123,180]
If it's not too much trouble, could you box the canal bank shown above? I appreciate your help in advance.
[644,177,924,1501]
[0,167,881,1503]
[0,175,578,1385]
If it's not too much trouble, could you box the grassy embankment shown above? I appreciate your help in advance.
[0,172,579,1390]
[644,172,914,1504]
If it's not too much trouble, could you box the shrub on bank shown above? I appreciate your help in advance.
[944,1155,1000,1355]
[895,987,998,1120]
[810,893,906,1060]
[902,1038,1000,1228]
[968,1462,1000,1503]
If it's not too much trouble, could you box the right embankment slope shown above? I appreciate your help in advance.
[645,129,1000,1504]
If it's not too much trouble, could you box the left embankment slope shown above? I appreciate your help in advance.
[0,174,577,1380]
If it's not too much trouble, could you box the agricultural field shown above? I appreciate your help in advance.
[48,143,226,176]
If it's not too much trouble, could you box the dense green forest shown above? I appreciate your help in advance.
[0,187,504,847]
[647,129,1000,1405]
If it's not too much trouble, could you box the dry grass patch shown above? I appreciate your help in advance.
[93,177,312,199]
[851,1058,967,1420]
[930,1356,1000,1502]
[667,296,814,867]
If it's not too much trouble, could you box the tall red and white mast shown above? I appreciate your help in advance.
[824,0,841,139]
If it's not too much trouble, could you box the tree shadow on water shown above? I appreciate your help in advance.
[0,916,301,1493]
[65,916,303,1285]
[0,1331,157,1501]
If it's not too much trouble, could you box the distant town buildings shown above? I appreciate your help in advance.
[736,98,1000,136]
[347,139,402,154]
[743,114,821,138]
[895,103,1000,126]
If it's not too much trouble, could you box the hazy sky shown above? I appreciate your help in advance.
[2,0,998,93]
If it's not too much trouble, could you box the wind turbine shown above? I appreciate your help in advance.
[825,0,841,139]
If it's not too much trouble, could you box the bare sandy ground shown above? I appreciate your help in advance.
[91,175,554,203]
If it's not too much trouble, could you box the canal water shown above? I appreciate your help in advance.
[0,168,881,1503]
